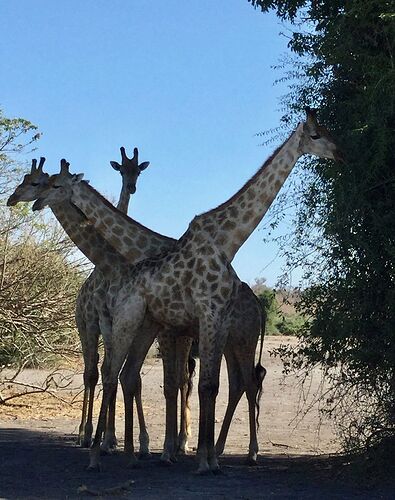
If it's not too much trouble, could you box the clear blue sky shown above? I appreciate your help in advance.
[1,0,295,286]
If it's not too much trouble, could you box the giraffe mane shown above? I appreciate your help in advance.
[81,181,177,243]
[196,130,298,218]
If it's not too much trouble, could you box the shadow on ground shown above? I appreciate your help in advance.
[0,427,393,499]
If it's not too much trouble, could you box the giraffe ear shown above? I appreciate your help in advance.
[139,161,150,171]
[72,173,84,183]
[110,161,121,171]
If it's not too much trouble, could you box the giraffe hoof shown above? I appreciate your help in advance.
[127,458,141,469]
[177,446,190,456]
[100,447,114,456]
[87,463,102,472]
[193,468,211,476]
[160,458,173,467]
[138,451,152,460]
[81,438,92,449]
[212,467,224,475]
[127,462,141,469]
[245,457,258,467]
[215,446,224,457]
[101,438,118,454]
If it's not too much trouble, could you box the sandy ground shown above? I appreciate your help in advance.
[0,337,393,499]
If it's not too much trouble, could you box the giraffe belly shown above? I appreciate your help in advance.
[145,286,195,329]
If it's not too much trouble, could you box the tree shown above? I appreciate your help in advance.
[248,0,395,453]
[0,109,85,372]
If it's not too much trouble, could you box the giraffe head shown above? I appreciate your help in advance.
[7,158,50,206]
[110,146,149,194]
[32,159,84,211]
[298,107,344,162]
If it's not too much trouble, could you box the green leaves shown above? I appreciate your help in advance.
[249,0,395,451]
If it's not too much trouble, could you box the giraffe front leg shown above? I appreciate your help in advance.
[176,337,194,455]
[88,379,116,471]
[195,324,225,475]
[120,323,157,467]
[196,375,221,474]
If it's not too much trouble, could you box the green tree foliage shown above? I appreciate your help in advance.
[253,279,304,335]
[256,286,279,334]
[248,0,395,451]
[0,110,84,368]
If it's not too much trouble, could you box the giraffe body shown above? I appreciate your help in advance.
[76,146,151,451]
[83,226,257,472]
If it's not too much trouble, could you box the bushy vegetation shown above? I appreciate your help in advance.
[0,110,84,370]
[248,0,395,454]
[253,279,305,336]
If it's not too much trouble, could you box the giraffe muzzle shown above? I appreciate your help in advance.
[32,198,46,211]
[6,194,17,207]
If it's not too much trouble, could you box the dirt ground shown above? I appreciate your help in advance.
[0,337,393,499]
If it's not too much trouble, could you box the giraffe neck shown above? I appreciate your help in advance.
[50,202,127,278]
[116,185,131,214]
[188,125,303,261]
[70,181,176,261]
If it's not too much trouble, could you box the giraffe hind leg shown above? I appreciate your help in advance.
[215,349,244,457]
[135,374,151,458]
[159,331,179,465]
[78,323,99,448]
[239,350,266,466]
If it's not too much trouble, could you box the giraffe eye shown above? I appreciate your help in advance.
[53,185,61,189]
[311,134,320,140]
[31,182,39,187]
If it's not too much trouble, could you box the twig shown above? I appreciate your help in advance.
[77,480,135,496]
[0,380,73,406]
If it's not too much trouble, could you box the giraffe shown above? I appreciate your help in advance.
[6,151,153,454]
[110,146,150,212]
[32,109,343,473]
[76,146,150,451]
[8,159,266,465]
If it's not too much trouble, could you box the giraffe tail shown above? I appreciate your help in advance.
[255,299,267,431]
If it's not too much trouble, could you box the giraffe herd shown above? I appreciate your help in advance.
[7,108,342,474]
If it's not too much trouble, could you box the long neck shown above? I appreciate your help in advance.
[71,181,176,261]
[49,201,127,278]
[116,184,131,214]
[189,126,303,261]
